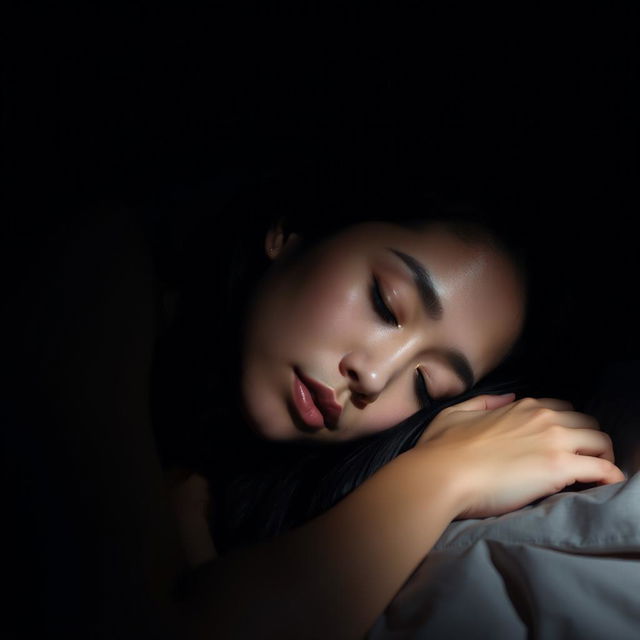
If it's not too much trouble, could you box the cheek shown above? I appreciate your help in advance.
[350,382,420,436]
[443,309,512,380]
[277,268,365,350]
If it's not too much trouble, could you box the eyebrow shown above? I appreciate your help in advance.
[388,248,476,391]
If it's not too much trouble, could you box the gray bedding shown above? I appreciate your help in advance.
[369,472,640,640]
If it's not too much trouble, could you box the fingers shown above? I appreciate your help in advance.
[532,397,575,411]
[561,427,615,463]
[444,393,516,413]
[518,398,600,431]
[446,395,574,415]
[552,410,600,431]
[564,455,626,486]
[482,393,517,411]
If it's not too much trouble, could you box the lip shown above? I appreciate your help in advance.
[292,368,343,430]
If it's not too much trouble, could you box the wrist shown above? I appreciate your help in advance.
[400,446,471,521]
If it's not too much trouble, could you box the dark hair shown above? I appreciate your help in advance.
[147,171,530,553]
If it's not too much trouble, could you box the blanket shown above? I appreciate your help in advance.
[369,472,640,640]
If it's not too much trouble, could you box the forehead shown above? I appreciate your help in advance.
[330,221,493,269]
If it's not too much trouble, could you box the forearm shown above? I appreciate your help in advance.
[179,447,461,640]
[17,210,463,638]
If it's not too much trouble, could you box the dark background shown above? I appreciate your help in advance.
[2,4,638,407]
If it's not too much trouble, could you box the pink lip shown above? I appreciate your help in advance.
[292,368,342,430]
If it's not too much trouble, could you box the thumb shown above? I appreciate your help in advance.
[447,392,516,413]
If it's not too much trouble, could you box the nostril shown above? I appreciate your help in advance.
[351,391,369,409]
[348,369,359,382]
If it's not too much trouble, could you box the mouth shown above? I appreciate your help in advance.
[292,368,342,430]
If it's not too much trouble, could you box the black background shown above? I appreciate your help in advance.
[2,4,638,407]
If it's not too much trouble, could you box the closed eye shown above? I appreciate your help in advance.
[415,368,432,409]
[371,277,399,327]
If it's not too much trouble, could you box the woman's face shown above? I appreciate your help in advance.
[240,221,525,442]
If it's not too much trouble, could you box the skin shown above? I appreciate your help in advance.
[240,221,526,441]
[167,221,623,639]
[170,220,526,566]
[20,211,623,638]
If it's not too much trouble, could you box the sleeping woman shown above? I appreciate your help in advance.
[4,181,625,638]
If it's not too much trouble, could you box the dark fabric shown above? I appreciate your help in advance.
[582,360,640,478]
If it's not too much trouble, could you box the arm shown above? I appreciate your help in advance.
[178,447,463,640]
[176,393,625,640]
[22,209,461,639]
[26,209,624,639]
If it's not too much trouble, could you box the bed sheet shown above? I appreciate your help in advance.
[369,472,640,640]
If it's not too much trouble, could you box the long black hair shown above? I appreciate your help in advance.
[145,170,531,553]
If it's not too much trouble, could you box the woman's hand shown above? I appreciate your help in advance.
[416,394,626,519]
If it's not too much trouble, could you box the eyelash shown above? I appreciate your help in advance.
[415,368,433,409]
[371,277,399,327]
[371,277,432,408]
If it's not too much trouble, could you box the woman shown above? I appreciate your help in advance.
[5,179,624,639]
[151,183,531,555]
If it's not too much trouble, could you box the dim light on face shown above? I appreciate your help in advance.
[240,221,525,442]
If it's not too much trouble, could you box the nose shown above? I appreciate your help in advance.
[339,351,390,404]
[340,330,426,406]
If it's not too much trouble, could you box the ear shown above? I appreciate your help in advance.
[264,218,301,261]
